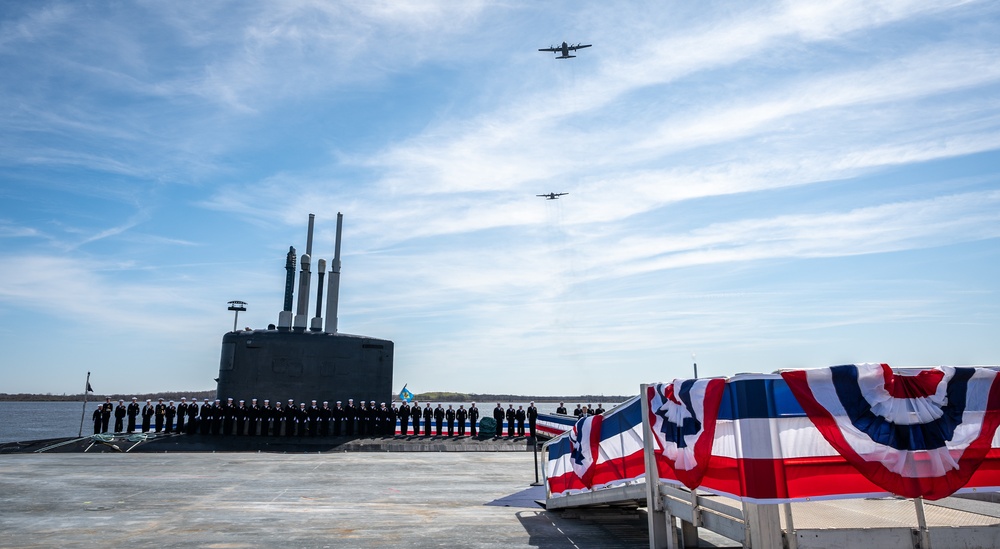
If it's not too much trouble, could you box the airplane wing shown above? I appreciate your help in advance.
[568,44,592,51]
[538,47,559,52]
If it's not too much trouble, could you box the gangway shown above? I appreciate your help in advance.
[542,366,1000,548]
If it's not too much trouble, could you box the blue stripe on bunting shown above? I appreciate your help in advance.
[831,365,971,451]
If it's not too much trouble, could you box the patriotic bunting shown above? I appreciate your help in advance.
[647,379,725,489]
[567,414,603,488]
[781,363,1000,500]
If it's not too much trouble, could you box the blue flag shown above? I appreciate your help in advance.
[398,385,413,402]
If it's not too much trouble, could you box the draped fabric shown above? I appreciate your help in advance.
[647,379,725,490]
[568,414,603,488]
[546,366,1000,503]
[781,363,1000,500]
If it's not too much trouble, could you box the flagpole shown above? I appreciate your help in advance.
[78,371,91,437]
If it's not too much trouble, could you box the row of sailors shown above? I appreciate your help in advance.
[92,397,557,438]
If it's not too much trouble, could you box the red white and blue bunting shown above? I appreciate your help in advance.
[646,379,725,490]
[781,363,1000,500]
[567,414,603,488]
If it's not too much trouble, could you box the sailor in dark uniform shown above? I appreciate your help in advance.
[595,403,606,415]
[295,403,308,436]
[235,400,248,436]
[92,405,102,434]
[100,398,113,433]
[272,401,284,436]
[260,399,271,436]
[527,402,538,438]
[556,402,567,415]
[164,401,176,433]
[222,398,235,435]
[199,399,212,435]
[126,397,140,433]
[176,398,188,434]
[456,405,468,436]
[212,399,223,435]
[573,404,583,417]
[285,399,297,437]
[141,399,154,433]
[355,401,367,436]
[368,401,379,435]
[344,399,356,436]
[186,398,199,434]
[433,404,445,435]
[445,405,456,436]
[320,401,332,436]
[247,398,260,436]
[333,401,344,436]
[398,401,411,435]
[422,404,433,436]
[308,400,320,436]
[516,405,527,437]
[385,403,397,436]
[506,405,517,438]
[154,398,166,433]
[408,402,421,436]
[114,400,126,433]
[493,403,505,438]
[468,402,480,437]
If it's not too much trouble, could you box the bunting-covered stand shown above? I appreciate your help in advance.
[543,363,1000,548]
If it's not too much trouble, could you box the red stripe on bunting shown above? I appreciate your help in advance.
[881,364,946,399]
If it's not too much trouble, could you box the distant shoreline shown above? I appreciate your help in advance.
[1,391,630,403]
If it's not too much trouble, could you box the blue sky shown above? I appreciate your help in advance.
[2,1,999,396]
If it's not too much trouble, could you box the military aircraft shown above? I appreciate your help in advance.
[537,192,568,200]
[539,42,591,59]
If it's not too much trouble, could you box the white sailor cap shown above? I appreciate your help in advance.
[181,397,187,401]
[311,400,317,404]
[288,399,294,403]
[169,401,174,404]
[227,397,233,401]
[146,399,152,403]
[118,399,124,403]
[239,400,244,404]
[264,399,270,403]
[323,401,328,405]
[336,401,341,404]
[299,403,306,407]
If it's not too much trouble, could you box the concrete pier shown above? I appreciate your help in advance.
[0,452,660,548]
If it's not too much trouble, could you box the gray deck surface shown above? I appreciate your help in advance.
[0,452,658,549]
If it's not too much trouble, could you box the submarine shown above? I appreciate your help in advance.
[216,213,394,407]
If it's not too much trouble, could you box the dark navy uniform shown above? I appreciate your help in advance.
[433,405,445,435]
[114,401,126,433]
[445,405,456,436]
[422,405,433,436]
[141,401,154,433]
[468,403,480,437]
[556,403,568,415]
[408,403,421,436]
[100,399,113,433]
[456,406,468,436]
[344,400,356,436]
[515,406,526,437]
[398,402,411,435]
[493,404,505,437]
[506,406,516,438]
[92,407,102,434]
[154,399,166,432]
[176,399,188,434]
[527,403,538,438]
[164,402,176,433]
[126,398,140,433]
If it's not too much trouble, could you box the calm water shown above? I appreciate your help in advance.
[0,400,617,443]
